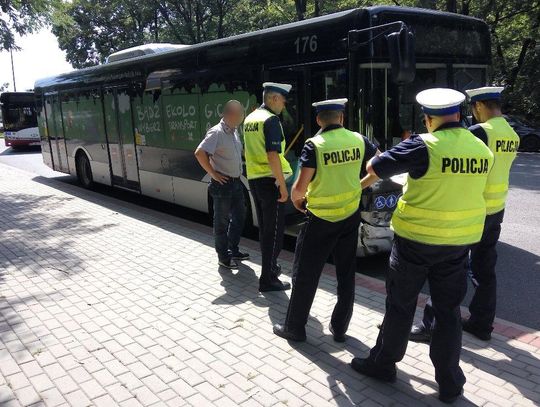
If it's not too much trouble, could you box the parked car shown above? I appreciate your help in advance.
[504,115,540,152]
[462,114,539,152]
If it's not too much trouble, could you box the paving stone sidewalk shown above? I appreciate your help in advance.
[0,162,539,407]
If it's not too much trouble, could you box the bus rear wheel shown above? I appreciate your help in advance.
[76,152,94,189]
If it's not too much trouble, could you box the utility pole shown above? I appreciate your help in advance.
[10,49,17,91]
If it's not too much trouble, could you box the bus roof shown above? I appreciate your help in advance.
[34,6,489,92]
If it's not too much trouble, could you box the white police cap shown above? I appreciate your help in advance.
[465,86,504,103]
[312,98,348,113]
[416,88,465,116]
[262,82,292,96]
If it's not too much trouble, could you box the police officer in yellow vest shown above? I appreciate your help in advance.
[350,88,494,404]
[273,99,379,342]
[410,87,520,343]
[244,82,293,292]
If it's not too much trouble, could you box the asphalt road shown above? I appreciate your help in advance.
[0,144,538,330]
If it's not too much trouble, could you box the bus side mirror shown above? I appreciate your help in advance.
[387,27,416,85]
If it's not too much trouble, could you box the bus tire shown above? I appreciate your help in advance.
[75,151,94,189]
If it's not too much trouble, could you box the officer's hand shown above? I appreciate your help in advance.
[293,197,307,213]
[277,184,289,202]
[211,172,229,185]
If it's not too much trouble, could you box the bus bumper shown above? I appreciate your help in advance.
[5,138,41,147]
[356,177,404,256]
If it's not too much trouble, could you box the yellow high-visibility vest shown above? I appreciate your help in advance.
[306,127,365,222]
[392,127,494,245]
[478,117,519,214]
[243,108,292,180]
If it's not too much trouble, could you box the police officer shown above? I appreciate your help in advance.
[243,82,293,292]
[273,99,379,342]
[410,87,520,343]
[350,88,493,404]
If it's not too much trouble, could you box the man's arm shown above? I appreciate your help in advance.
[194,129,228,184]
[291,167,316,213]
[361,136,429,189]
[361,157,381,189]
[194,148,228,184]
[267,151,288,202]
[264,116,289,202]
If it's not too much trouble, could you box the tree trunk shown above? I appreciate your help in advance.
[295,0,306,21]
[508,38,533,88]
[446,0,457,13]
[314,0,321,17]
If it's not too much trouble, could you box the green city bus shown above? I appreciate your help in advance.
[34,6,491,256]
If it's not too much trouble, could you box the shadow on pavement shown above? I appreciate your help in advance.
[0,146,42,156]
[461,340,540,405]
[287,326,479,406]
[0,191,117,349]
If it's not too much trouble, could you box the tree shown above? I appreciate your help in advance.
[52,0,159,68]
[0,0,57,51]
[50,0,540,122]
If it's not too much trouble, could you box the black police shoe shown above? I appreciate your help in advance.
[259,279,290,292]
[409,323,432,343]
[439,389,463,404]
[218,258,239,270]
[462,318,492,341]
[350,357,397,383]
[231,251,250,261]
[273,324,306,342]
[329,324,347,343]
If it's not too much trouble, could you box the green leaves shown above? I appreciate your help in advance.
[0,0,59,51]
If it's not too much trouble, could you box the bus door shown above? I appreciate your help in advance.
[103,87,140,190]
[45,94,70,173]
[263,67,307,186]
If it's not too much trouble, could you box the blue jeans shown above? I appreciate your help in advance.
[208,178,247,261]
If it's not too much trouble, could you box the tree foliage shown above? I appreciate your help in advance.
[0,0,57,51]
[24,0,538,122]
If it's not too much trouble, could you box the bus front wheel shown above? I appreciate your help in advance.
[76,152,94,189]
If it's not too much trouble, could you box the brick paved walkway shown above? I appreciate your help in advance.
[0,162,539,407]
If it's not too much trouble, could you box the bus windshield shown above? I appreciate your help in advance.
[3,106,37,131]
[0,93,38,131]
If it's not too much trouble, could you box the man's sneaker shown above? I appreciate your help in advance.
[218,258,239,270]
[462,318,492,341]
[350,357,397,383]
[231,251,250,260]
[409,323,432,343]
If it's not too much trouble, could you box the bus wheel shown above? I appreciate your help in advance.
[76,152,94,189]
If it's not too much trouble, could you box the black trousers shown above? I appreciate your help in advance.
[248,177,286,284]
[422,210,505,333]
[284,209,361,335]
[369,235,468,396]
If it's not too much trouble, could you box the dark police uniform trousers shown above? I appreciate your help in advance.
[422,209,505,333]
[248,177,285,284]
[284,208,361,335]
[370,235,468,395]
